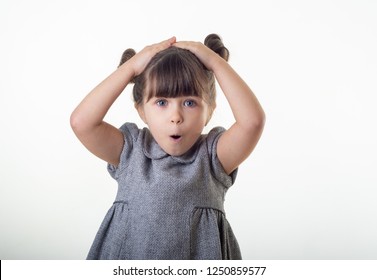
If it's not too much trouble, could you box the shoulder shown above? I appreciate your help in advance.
[119,122,140,141]
[203,126,238,188]
[107,122,143,179]
[205,126,226,152]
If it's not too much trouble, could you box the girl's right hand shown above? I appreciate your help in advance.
[71,36,175,167]
[129,36,176,76]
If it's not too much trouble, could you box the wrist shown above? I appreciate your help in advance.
[210,55,227,73]
[118,59,137,81]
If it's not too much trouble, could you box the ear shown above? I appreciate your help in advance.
[135,104,147,124]
[205,114,212,126]
[205,103,216,126]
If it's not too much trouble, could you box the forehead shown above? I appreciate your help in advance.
[144,47,208,101]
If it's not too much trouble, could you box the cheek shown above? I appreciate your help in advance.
[141,104,158,122]
[146,112,165,131]
[190,113,208,131]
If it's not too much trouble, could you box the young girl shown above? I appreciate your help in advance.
[70,34,265,260]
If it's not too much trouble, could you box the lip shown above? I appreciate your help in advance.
[170,135,182,143]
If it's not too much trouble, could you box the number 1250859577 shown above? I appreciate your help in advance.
[206,266,266,276]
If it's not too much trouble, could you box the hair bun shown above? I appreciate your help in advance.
[118,48,136,82]
[118,48,136,67]
[204,34,229,61]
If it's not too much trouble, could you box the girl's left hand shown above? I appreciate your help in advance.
[174,41,223,71]
[176,39,265,176]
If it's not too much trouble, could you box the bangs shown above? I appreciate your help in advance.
[145,48,208,101]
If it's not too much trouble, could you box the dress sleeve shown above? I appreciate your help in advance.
[107,122,140,180]
[206,126,238,189]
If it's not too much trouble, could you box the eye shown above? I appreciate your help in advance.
[156,99,168,107]
[184,99,196,107]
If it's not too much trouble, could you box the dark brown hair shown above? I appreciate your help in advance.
[119,34,229,113]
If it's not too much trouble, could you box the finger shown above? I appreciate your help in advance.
[172,42,188,51]
[173,41,188,48]
[158,36,176,47]
[152,36,176,53]
[174,41,202,55]
[173,41,197,50]
[166,36,176,45]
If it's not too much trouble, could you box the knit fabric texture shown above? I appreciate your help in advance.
[87,122,241,260]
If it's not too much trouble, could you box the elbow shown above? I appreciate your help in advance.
[256,108,266,125]
[70,109,101,138]
[258,110,266,129]
[70,110,87,135]
[246,109,266,133]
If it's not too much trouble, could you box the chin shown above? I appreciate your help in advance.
[167,150,185,157]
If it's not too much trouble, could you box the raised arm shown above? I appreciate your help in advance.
[174,41,265,175]
[70,37,176,166]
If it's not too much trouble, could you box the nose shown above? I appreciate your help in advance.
[170,107,183,124]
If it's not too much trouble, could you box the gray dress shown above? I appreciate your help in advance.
[87,122,241,260]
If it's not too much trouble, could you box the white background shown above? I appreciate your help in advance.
[1,0,376,259]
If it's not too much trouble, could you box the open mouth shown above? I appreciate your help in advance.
[170,135,182,140]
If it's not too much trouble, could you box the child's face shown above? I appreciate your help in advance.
[138,96,210,156]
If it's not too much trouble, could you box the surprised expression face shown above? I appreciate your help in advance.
[138,95,210,156]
